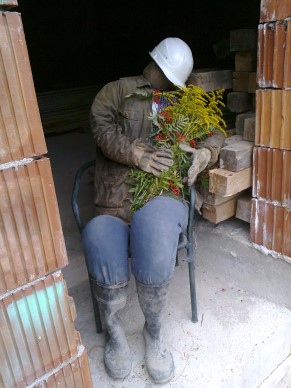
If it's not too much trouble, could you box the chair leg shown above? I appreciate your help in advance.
[89,278,103,334]
[188,260,198,323]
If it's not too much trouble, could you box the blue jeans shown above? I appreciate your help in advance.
[82,196,188,287]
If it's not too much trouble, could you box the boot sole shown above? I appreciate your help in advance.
[149,368,174,385]
[104,362,132,380]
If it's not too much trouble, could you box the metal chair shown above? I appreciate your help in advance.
[71,159,198,333]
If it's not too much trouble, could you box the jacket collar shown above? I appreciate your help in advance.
[120,75,151,88]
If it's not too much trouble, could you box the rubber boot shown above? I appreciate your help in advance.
[93,283,132,379]
[136,281,174,384]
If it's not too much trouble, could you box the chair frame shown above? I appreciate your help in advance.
[71,159,198,333]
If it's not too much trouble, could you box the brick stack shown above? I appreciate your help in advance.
[250,0,291,259]
[0,4,92,387]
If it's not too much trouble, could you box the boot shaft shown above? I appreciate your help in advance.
[92,282,128,327]
[136,282,169,338]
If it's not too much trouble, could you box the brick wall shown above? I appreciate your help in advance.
[0,3,92,386]
[250,0,291,260]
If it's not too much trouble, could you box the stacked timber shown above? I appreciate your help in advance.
[204,135,253,224]
[250,0,291,260]
[228,28,258,144]
[37,85,101,135]
[187,68,236,130]
[197,29,259,224]
[0,9,93,387]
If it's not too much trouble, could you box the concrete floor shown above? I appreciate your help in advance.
[46,132,291,388]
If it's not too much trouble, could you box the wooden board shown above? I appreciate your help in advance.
[209,167,253,196]
[202,197,238,224]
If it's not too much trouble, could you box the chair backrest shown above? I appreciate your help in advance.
[71,159,95,234]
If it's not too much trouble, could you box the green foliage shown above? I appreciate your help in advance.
[128,85,226,212]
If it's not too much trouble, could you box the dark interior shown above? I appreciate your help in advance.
[17,0,260,93]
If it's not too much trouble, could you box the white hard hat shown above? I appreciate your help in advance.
[149,37,194,87]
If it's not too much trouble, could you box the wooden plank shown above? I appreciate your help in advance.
[230,29,257,51]
[232,72,249,92]
[187,69,233,91]
[233,72,258,93]
[202,197,237,224]
[36,85,102,134]
[235,51,257,72]
[198,185,239,205]
[209,167,252,197]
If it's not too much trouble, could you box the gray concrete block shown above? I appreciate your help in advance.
[243,116,256,141]
[220,140,254,171]
[227,92,253,113]
[235,111,255,135]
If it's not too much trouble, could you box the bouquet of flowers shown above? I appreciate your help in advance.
[127,85,226,213]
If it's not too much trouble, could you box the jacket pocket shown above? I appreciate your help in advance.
[118,110,142,139]
[95,171,129,208]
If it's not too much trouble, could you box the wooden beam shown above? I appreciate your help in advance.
[209,167,253,196]
[202,197,238,224]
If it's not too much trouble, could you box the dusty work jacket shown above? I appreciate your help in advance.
[90,75,225,223]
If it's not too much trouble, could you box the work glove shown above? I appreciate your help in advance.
[133,141,174,177]
[179,144,211,186]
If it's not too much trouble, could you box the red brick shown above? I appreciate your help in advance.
[273,205,285,253]
[0,158,68,293]
[270,89,283,148]
[273,21,287,87]
[259,89,272,146]
[260,0,291,22]
[0,12,47,163]
[284,19,291,88]
[263,200,275,250]
[282,208,291,257]
[250,199,291,257]
[253,147,291,206]
[281,90,291,149]
[0,0,18,8]
[260,0,277,22]
[257,21,291,89]
[0,272,81,387]
[256,89,291,150]
[35,352,93,388]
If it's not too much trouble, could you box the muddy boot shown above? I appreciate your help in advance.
[136,281,174,384]
[93,283,132,379]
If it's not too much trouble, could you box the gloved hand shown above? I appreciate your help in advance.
[179,144,211,186]
[133,141,174,177]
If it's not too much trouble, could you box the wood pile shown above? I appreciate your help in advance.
[37,85,102,135]
[190,29,257,224]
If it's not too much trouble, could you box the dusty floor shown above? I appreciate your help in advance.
[46,132,291,388]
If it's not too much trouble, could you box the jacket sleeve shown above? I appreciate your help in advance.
[197,129,225,167]
[90,80,140,166]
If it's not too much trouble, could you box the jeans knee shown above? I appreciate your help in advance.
[81,215,130,286]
